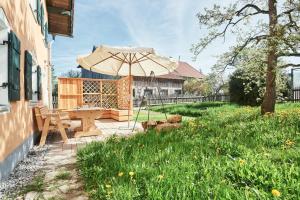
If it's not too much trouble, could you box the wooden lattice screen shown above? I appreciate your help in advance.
[58,77,132,110]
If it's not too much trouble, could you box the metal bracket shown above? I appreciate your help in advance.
[0,40,9,46]
[0,82,9,88]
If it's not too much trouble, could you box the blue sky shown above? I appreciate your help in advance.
[52,0,235,76]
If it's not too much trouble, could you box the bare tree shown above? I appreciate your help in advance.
[193,0,300,114]
[62,69,82,78]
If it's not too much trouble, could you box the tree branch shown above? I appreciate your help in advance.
[278,8,296,18]
[236,4,269,16]
[279,63,300,68]
[282,37,298,53]
[278,53,300,57]
[217,34,268,72]
[194,3,270,55]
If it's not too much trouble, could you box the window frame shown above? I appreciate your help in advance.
[0,8,11,114]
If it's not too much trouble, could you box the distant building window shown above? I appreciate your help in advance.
[160,89,168,96]
[175,90,182,95]
[144,89,153,97]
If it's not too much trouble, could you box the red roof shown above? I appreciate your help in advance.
[158,61,204,80]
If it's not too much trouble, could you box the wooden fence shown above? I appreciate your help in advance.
[57,77,132,110]
[292,88,300,102]
[53,93,229,108]
[133,95,229,107]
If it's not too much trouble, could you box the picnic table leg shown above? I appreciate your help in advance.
[56,116,68,143]
[39,117,51,146]
[75,115,101,138]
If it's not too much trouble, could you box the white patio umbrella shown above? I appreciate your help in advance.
[77,45,178,128]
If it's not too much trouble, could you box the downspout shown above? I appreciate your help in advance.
[47,40,54,109]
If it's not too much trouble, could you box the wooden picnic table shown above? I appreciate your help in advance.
[65,108,107,138]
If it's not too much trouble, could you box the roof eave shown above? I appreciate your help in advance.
[46,0,74,37]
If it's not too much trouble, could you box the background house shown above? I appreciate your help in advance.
[133,61,204,97]
[0,0,74,180]
[80,59,204,97]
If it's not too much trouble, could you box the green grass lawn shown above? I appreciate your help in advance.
[133,110,170,122]
[77,103,300,199]
[133,109,193,122]
[150,101,227,117]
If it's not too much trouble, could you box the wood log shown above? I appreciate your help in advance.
[167,115,182,123]
[155,123,182,132]
[142,120,157,131]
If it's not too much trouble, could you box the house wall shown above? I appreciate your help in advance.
[133,77,184,97]
[81,68,113,79]
[0,0,50,180]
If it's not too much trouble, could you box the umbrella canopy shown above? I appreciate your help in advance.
[77,45,178,76]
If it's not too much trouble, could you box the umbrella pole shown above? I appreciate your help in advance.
[128,61,132,128]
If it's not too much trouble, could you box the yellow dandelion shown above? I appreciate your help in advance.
[158,175,164,180]
[285,139,295,146]
[107,190,113,195]
[105,184,111,188]
[239,159,246,166]
[129,171,135,176]
[118,172,124,177]
[271,189,281,197]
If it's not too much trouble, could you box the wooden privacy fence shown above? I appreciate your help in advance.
[58,76,132,110]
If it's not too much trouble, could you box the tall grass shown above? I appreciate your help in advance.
[77,103,300,199]
[151,101,228,117]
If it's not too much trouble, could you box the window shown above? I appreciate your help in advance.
[175,90,182,95]
[160,89,168,96]
[0,8,10,112]
[144,89,153,97]
[30,54,39,102]
[8,31,21,101]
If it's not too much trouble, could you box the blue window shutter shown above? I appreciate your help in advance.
[37,0,41,25]
[8,31,21,101]
[24,51,33,100]
[37,66,42,100]
[45,22,48,44]
[41,4,44,34]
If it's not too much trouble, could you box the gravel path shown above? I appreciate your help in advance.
[0,146,49,199]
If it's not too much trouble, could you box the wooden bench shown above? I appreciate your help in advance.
[67,108,133,122]
[110,109,133,121]
[34,106,70,146]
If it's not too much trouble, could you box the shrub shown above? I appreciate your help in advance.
[229,70,262,106]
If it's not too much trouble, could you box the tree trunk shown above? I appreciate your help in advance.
[261,0,278,115]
